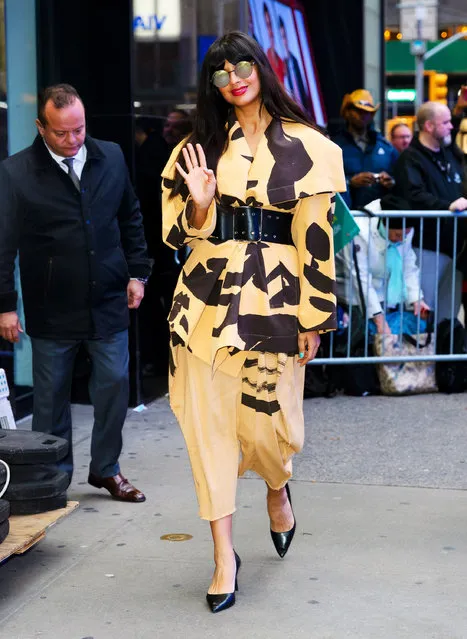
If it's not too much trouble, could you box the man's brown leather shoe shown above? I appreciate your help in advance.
[88,472,146,503]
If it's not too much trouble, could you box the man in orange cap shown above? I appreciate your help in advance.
[333,89,399,209]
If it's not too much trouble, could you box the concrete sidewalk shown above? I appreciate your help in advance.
[0,393,466,639]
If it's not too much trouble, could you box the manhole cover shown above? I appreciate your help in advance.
[160,533,193,542]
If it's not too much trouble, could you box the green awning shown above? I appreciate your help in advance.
[386,40,467,74]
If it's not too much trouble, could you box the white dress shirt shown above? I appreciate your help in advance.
[44,142,87,179]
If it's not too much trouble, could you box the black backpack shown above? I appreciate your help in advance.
[435,319,467,393]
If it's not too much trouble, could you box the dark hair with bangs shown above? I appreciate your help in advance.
[170,31,321,199]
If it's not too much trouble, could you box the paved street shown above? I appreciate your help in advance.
[0,391,466,639]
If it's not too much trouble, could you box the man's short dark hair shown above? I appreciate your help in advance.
[37,84,82,125]
[390,122,410,137]
[169,108,190,119]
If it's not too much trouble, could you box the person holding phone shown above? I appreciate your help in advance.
[333,89,399,209]
[161,31,345,613]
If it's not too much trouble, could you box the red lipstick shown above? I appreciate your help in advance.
[231,86,247,96]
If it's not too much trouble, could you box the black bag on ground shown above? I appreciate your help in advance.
[435,319,467,393]
[315,319,380,397]
[329,341,380,396]
[303,347,337,399]
[330,242,380,397]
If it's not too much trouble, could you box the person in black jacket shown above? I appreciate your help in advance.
[393,101,467,321]
[0,84,152,501]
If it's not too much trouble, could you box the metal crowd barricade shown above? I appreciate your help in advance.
[311,209,467,366]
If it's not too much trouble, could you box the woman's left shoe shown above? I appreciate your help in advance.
[206,550,241,613]
[270,483,296,558]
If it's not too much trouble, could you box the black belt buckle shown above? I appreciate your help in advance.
[234,206,263,241]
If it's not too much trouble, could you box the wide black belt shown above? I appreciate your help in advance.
[210,205,293,245]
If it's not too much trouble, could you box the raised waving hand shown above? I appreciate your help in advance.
[175,143,216,221]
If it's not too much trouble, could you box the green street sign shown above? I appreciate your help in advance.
[386,89,417,102]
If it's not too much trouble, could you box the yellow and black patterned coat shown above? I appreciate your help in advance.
[162,116,346,374]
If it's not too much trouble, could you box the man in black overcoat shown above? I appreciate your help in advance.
[0,84,152,502]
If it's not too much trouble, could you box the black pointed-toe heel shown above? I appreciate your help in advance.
[270,483,296,558]
[206,551,241,613]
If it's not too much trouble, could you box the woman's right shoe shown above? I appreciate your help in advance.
[206,550,241,613]
[270,483,296,558]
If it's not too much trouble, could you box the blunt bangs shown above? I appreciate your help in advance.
[204,31,267,74]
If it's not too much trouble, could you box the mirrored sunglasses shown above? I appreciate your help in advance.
[211,61,255,88]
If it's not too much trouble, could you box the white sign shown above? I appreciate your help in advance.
[133,0,181,41]
[399,1,438,41]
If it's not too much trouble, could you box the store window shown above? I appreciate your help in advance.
[0,0,12,413]
[1,0,37,418]
[133,0,197,115]
[0,0,7,160]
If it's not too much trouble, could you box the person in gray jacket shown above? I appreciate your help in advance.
[336,198,430,334]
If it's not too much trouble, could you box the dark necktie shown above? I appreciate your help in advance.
[62,157,80,192]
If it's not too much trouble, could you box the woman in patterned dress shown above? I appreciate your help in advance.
[161,31,345,613]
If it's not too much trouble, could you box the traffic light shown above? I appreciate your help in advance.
[428,73,448,104]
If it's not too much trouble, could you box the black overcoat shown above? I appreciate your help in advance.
[0,135,151,338]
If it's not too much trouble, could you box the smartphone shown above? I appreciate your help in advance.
[373,173,380,182]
